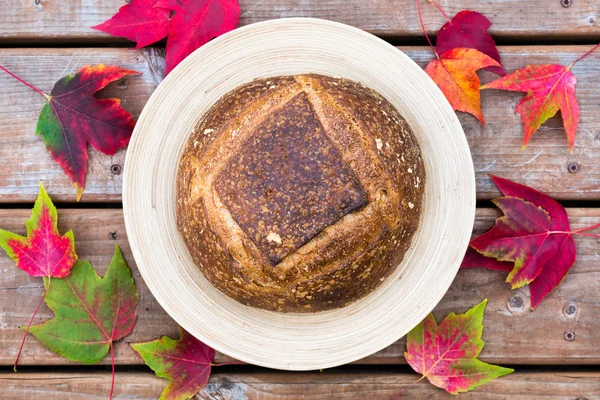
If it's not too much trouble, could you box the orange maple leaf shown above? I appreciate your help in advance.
[424,48,500,124]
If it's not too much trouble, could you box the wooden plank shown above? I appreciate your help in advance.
[1,371,599,399]
[0,208,598,366]
[1,46,599,202]
[0,48,163,203]
[1,0,599,43]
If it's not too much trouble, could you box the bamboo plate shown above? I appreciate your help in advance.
[123,18,475,371]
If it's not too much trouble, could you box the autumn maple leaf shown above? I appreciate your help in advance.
[462,175,600,308]
[481,44,600,152]
[436,10,505,76]
[404,299,513,394]
[0,182,77,370]
[132,328,220,400]
[92,0,171,48]
[482,64,579,151]
[415,0,500,123]
[0,64,141,200]
[156,0,240,75]
[424,48,500,124]
[28,245,139,400]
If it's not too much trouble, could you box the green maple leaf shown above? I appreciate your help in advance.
[28,245,139,398]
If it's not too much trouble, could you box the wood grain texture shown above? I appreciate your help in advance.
[0,208,598,366]
[1,46,599,202]
[1,0,599,43]
[1,371,599,399]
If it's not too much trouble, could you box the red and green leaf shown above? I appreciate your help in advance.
[404,299,513,394]
[0,181,77,279]
[37,65,141,200]
[0,182,78,370]
[0,64,141,200]
[92,0,171,48]
[28,245,139,399]
[131,328,215,400]
[436,10,505,75]
[463,175,600,308]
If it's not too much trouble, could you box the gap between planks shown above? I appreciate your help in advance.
[0,370,599,399]
[0,0,599,43]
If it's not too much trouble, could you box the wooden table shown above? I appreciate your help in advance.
[1,1,599,398]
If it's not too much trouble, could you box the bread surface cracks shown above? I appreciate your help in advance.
[187,75,400,290]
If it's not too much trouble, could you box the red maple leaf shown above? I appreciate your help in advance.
[0,64,141,200]
[91,0,171,49]
[156,0,240,75]
[436,10,505,76]
[482,64,579,151]
[462,175,600,308]
[0,182,77,370]
[403,299,513,394]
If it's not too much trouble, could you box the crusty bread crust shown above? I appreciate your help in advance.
[176,74,425,312]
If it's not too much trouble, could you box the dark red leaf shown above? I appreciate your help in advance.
[464,176,599,308]
[436,10,505,75]
[461,248,512,272]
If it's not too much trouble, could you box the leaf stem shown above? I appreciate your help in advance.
[0,65,50,99]
[416,0,439,58]
[14,290,47,372]
[212,361,246,367]
[571,232,600,238]
[569,43,600,68]
[108,342,115,400]
[427,0,452,23]
[571,222,600,234]
[391,375,426,399]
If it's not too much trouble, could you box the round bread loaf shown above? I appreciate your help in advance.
[176,74,425,313]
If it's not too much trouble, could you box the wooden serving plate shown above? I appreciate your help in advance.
[123,18,475,371]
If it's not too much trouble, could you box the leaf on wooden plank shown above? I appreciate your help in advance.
[463,175,600,308]
[96,0,240,76]
[0,64,141,200]
[28,245,139,399]
[481,64,579,151]
[131,328,216,400]
[0,181,77,279]
[436,10,505,76]
[156,0,240,75]
[0,181,78,370]
[404,299,513,394]
[91,0,171,48]
[424,48,500,124]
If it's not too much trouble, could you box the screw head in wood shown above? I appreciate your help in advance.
[111,164,122,175]
[560,0,572,7]
[564,330,576,341]
[563,303,578,318]
[508,293,525,312]
[568,162,579,173]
